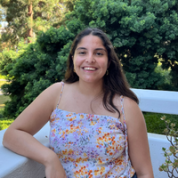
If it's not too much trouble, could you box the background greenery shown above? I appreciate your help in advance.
[0,0,178,132]
[0,0,76,47]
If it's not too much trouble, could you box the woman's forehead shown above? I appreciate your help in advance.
[76,34,106,49]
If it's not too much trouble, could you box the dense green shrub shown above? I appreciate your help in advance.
[1,0,178,118]
[0,27,76,118]
[67,0,178,90]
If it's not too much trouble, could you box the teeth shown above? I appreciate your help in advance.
[84,67,96,71]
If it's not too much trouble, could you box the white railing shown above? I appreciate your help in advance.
[0,88,178,178]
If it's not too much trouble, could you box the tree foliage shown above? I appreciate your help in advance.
[0,27,76,117]
[0,0,74,47]
[0,0,178,118]
[67,0,178,90]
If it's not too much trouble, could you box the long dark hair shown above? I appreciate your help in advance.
[64,28,139,118]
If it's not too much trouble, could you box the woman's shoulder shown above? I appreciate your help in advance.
[41,82,65,104]
[122,96,143,125]
[113,95,138,108]
[46,82,63,93]
[48,81,75,91]
[47,81,77,99]
[122,96,138,109]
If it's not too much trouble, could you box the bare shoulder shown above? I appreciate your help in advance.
[44,82,64,96]
[47,82,76,106]
[46,82,63,93]
[44,82,64,108]
[123,96,144,128]
[123,96,139,111]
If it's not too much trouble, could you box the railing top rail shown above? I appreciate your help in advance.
[131,88,178,115]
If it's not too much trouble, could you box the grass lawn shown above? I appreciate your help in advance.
[0,95,13,130]
[0,77,14,130]
[0,116,14,130]
[144,112,178,134]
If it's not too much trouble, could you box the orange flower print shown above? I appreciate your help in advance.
[52,128,56,133]
[50,118,55,122]
[66,113,73,117]
[90,121,96,126]
[69,116,76,121]
[80,115,84,119]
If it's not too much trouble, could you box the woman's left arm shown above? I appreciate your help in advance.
[124,97,154,178]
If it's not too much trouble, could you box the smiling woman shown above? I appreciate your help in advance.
[72,34,109,83]
[3,28,154,178]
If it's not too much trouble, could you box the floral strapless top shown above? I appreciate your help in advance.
[49,83,135,178]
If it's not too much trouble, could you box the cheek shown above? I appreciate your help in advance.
[73,56,83,68]
[100,58,109,68]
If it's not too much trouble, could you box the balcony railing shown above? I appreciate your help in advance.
[0,88,178,178]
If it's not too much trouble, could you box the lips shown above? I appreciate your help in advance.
[83,67,97,71]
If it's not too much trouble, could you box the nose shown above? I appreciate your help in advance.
[86,53,95,63]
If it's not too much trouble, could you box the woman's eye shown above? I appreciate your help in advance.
[96,52,103,56]
[79,51,86,55]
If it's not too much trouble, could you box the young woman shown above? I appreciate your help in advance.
[3,28,154,178]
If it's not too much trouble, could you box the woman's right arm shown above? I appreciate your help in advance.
[3,82,66,178]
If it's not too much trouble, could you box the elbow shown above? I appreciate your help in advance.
[2,129,11,148]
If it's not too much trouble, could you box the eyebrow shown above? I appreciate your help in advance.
[76,47,106,51]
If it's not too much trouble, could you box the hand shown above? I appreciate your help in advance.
[45,162,67,178]
[44,153,67,178]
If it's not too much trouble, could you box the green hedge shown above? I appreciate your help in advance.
[1,0,178,119]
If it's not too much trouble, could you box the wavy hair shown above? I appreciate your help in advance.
[64,28,138,118]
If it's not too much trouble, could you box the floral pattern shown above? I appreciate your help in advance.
[49,96,135,178]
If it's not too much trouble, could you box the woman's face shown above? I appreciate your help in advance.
[73,34,109,84]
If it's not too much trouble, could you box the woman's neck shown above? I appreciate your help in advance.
[76,79,104,98]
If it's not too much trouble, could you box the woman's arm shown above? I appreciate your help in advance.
[3,82,66,178]
[124,97,154,178]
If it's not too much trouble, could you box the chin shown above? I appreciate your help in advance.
[82,78,103,83]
